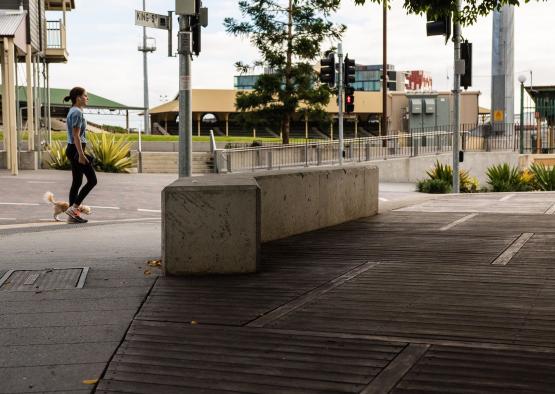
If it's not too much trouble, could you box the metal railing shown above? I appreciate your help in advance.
[215,123,555,173]
[46,20,66,49]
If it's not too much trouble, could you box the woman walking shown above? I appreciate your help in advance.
[64,87,97,223]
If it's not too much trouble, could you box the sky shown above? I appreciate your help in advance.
[46,0,555,128]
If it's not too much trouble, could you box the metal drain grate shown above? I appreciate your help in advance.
[0,268,89,291]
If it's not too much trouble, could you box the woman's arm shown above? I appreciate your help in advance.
[72,127,88,164]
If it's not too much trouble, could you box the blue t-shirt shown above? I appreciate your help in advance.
[66,107,87,144]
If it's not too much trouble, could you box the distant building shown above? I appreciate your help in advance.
[351,64,406,92]
[405,70,433,91]
[234,63,407,92]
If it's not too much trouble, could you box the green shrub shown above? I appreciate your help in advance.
[87,133,133,173]
[486,163,532,192]
[47,140,71,170]
[417,179,452,194]
[530,162,555,191]
[520,169,536,191]
[424,160,477,193]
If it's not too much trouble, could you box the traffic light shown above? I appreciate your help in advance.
[345,86,355,113]
[461,40,472,90]
[319,53,336,87]
[426,13,451,44]
[344,56,356,87]
[192,16,201,55]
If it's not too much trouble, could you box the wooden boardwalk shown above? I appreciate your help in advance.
[97,193,555,393]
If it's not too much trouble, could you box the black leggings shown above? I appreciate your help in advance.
[66,143,97,206]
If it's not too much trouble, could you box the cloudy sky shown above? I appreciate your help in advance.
[47,0,555,128]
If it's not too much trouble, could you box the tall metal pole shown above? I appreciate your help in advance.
[142,0,150,135]
[382,0,387,136]
[452,0,461,193]
[338,43,344,165]
[178,16,192,177]
[520,81,525,154]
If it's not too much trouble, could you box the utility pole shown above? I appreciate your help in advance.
[338,43,344,165]
[178,16,192,177]
[452,0,462,193]
[382,0,387,137]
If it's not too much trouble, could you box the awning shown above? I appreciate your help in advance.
[0,11,27,54]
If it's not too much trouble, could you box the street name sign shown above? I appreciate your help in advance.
[135,10,170,30]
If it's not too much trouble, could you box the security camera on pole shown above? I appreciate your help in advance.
[175,0,208,177]
[135,3,173,171]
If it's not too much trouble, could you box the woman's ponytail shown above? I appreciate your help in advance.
[65,87,85,105]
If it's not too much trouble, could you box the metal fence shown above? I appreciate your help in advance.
[46,21,63,49]
[215,123,555,173]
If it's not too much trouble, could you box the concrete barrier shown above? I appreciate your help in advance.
[0,151,39,170]
[372,151,521,186]
[163,164,379,276]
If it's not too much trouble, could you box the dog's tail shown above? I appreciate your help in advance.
[43,191,55,205]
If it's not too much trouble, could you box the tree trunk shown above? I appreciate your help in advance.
[283,113,291,145]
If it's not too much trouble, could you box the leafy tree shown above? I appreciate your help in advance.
[224,0,345,144]
[353,0,547,25]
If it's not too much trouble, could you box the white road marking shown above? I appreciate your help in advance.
[499,194,515,202]
[0,202,40,206]
[0,217,160,231]
[0,218,17,221]
[137,209,161,213]
[545,203,555,214]
[89,206,120,210]
[440,213,479,231]
[0,222,65,230]
[492,233,534,266]
[88,217,160,224]
[379,197,389,202]
[27,181,56,184]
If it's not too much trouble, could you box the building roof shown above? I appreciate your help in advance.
[479,106,490,114]
[148,89,481,116]
[0,12,25,36]
[0,86,143,111]
[526,86,555,102]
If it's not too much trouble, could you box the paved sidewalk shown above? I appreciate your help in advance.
[95,191,555,393]
[5,170,555,393]
[0,171,168,393]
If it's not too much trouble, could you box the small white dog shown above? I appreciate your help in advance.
[43,191,91,222]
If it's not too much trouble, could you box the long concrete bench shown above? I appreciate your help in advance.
[163,164,379,275]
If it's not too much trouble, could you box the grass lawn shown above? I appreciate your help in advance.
[0,131,283,143]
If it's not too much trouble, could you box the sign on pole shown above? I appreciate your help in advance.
[135,10,170,30]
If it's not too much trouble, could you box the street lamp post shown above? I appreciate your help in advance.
[518,74,527,154]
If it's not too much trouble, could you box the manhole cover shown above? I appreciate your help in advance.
[0,268,89,291]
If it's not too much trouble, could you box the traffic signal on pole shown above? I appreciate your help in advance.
[319,53,336,87]
[345,86,355,113]
[344,56,356,86]
[426,13,451,44]
[461,40,472,90]
[192,16,201,55]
